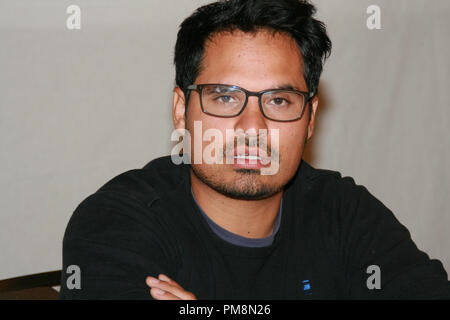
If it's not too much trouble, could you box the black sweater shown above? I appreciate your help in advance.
[59,156,450,299]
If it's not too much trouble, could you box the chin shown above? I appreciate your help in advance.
[191,164,285,200]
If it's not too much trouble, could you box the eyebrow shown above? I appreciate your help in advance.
[274,83,300,91]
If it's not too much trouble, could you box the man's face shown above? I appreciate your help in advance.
[173,29,318,200]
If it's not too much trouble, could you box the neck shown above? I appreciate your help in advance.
[190,169,283,239]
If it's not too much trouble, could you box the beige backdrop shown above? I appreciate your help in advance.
[1,0,449,280]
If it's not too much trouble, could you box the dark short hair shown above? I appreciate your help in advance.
[174,0,332,114]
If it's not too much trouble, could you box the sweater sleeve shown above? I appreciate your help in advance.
[337,177,450,299]
[59,191,178,299]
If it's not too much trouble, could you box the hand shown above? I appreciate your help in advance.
[146,274,197,300]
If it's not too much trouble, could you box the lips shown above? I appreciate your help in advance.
[233,154,262,161]
[231,148,271,166]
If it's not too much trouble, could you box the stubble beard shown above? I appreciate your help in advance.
[190,164,285,200]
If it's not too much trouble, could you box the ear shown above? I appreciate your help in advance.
[172,87,186,130]
[306,95,319,140]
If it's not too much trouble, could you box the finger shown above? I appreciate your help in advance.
[148,278,195,300]
[150,287,181,300]
[158,274,182,288]
[146,275,179,288]
[146,277,196,300]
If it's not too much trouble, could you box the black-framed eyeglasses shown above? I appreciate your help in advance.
[184,83,313,122]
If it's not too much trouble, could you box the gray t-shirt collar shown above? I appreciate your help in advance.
[190,187,283,248]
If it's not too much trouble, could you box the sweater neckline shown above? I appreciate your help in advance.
[190,186,283,248]
[182,165,287,258]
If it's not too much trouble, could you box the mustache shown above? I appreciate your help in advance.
[221,133,279,159]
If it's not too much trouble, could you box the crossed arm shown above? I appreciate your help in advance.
[61,187,450,299]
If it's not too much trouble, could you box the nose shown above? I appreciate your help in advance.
[234,96,268,133]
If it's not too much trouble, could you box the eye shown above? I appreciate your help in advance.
[214,95,236,103]
[269,97,290,106]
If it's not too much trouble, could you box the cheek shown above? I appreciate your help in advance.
[278,125,308,162]
[187,117,231,162]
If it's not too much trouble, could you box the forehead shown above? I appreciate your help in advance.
[197,29,306,90]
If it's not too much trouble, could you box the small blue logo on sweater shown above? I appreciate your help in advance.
[302,280,312,295]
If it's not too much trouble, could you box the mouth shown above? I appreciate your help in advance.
[233,154,262,161]
[230,148,271,168]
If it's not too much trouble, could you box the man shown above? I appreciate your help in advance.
[60,0,450,299]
